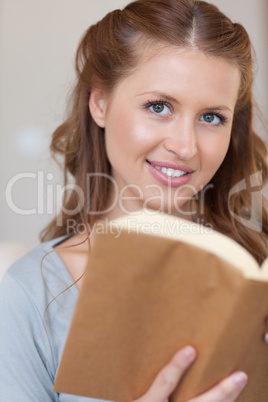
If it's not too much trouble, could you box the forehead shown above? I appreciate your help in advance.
[112,48,241,107]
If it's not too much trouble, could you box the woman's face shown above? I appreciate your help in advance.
[91,48,240,218]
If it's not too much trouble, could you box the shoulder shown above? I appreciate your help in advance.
[0,236,79,380]
[54,233,90,290]
[2,236,69,284]
[0,237,77,400]
[0,236,79,319]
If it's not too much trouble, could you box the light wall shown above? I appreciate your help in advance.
[0,0,267,244]
[209,0,268,119]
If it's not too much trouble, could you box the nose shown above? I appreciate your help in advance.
[163,116,197,161]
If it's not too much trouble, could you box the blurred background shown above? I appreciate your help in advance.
[0,0,267,246]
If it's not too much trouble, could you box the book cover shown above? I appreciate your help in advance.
[54,210,268,401]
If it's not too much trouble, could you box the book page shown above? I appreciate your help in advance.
[109,209,268,281]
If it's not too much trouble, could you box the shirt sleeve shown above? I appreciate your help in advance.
[0,272,59,402]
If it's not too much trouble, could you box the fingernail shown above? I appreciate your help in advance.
[181,346,196,361]
[232,372,248,389]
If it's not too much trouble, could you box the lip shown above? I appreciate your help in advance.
[146,160,194,188]
[147,160,194,173]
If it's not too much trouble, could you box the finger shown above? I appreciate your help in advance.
[188,371,248,402]
[138,346,196,402]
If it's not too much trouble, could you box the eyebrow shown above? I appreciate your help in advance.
[136,91,179,104]
[136,91,233,113]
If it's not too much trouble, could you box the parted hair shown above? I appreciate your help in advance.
[41,0,268,263]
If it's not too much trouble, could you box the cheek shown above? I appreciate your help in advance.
[200,132,231,172]
[105,111,157,162]
[104,109,129,162]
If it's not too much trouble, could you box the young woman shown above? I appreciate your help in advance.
[1,0,268,401]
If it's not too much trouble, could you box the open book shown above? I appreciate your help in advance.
[54,209,268,401]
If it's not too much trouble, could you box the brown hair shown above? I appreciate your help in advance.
[41,0,268,263]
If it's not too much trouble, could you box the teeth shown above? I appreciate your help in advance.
[153,164,187,178]
[167,168,173,177]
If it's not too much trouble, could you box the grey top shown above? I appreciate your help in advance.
[0,237,111,402]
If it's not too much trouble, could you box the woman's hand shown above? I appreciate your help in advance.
[134,346,248,402]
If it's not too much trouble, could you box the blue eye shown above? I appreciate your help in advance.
[150,103,170,114]
[145,100,172,116]
[200,113,227,125]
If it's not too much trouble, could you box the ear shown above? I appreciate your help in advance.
[89,88,107,128]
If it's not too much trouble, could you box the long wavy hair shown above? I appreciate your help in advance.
[41,0,268,263]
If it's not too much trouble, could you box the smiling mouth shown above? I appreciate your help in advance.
[146,160,189,178]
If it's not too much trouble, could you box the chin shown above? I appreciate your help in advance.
[141,201,177,216]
